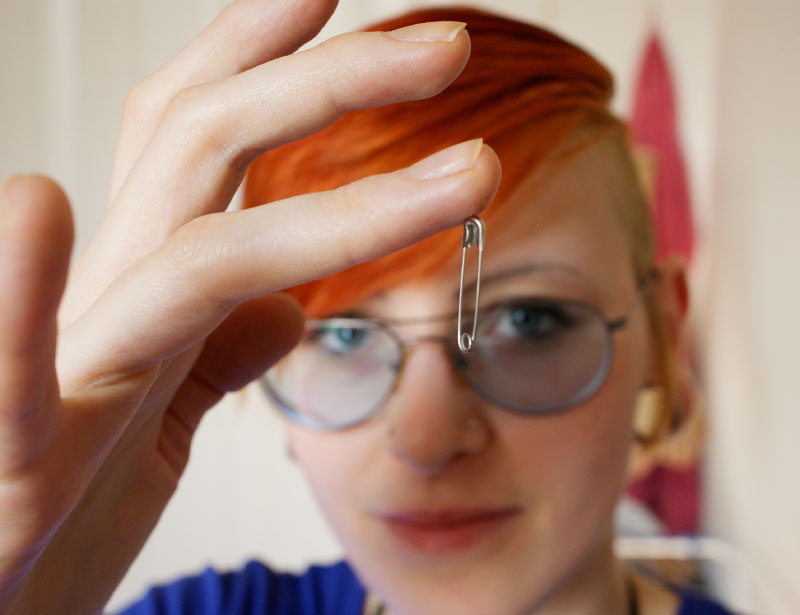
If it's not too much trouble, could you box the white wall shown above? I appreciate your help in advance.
[2,1,797,613]
[0,0,232,253]
[701,1,800,612]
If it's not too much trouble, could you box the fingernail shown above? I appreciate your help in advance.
[387,21,466,43]
[407,139,484,180]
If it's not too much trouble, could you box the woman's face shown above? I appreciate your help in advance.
[285,138,654,615]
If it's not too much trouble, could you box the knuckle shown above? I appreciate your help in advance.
[327,182,371,267]
[163,85,240,171]
[330,180,365,222]
[313,35,368,115]
[314,33,406,114]
[122,80,155,125]
[204,0,250,50]
[163,215,233,308]
[312,41,348,116]
[214,0,240,28]
[163,84,204,127]
[164,215,213,271]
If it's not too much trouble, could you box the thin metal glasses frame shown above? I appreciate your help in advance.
[261,288,647,431]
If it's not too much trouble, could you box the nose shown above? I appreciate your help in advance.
[384,343,490,476]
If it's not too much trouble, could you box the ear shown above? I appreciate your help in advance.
[646,255,690,385]
[631,256,706,477]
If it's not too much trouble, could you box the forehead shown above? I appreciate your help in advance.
[485,137,635,294]
[363,137,639,314]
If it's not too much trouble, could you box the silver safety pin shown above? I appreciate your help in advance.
[457,216,486,353]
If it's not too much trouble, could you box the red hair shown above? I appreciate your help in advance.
[245,7,622,316]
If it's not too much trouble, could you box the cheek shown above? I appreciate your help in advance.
[287,425,374,528]
[504,329,645,527]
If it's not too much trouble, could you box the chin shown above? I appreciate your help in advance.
[344,530,552,615]
[341,506,603,615]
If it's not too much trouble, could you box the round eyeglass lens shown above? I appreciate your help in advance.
[459,299,612,413]
[262,320,400,429]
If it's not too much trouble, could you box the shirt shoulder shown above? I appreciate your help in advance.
[677,587,736,615]
[118,560,366,615]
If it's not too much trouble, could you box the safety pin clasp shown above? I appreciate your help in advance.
[457,216,486,353]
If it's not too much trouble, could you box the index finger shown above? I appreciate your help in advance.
[59,141,500,385]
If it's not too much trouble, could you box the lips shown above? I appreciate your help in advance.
[379,507,519,554]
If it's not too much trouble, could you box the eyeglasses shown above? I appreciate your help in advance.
[260,290,646,431]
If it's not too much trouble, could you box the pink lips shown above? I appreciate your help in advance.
[380,508,519,554]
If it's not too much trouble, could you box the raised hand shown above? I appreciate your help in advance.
[0,1,500,613]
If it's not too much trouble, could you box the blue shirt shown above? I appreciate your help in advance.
[119,560,733,615]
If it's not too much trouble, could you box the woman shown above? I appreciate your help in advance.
[0,2,730,614]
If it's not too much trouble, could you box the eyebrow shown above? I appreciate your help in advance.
[328,263,589,323]
[455,262,588,299]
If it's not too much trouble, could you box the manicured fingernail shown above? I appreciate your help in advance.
[388,21,466,43]
[407,139,484,180]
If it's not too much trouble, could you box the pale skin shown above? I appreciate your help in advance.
[0,1,502,613]
[287,138,687,615]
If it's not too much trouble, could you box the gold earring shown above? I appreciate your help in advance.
[633,385,671,444]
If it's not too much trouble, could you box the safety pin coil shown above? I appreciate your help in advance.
[457,216,486,353]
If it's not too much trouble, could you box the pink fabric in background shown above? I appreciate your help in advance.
[627,29,699,534]
[628,466,700,534]
[631,30,695,263]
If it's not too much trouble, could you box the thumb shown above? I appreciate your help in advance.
[193,292,305,394]
[0,174,73,471]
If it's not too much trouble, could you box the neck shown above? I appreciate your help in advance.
[368,538,634,615]
[527,537,629,615]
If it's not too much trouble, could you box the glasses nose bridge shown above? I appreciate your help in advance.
[379,309,466,386]
[387,314,455,356]
[402,332,449,348]
[391,332,469,395]
[385,312,473,373]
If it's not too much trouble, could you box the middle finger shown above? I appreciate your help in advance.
[108,0,338,201]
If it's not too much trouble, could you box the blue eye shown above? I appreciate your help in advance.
[313,326,370,355]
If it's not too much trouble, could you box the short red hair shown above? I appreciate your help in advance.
[245,7,622,317]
